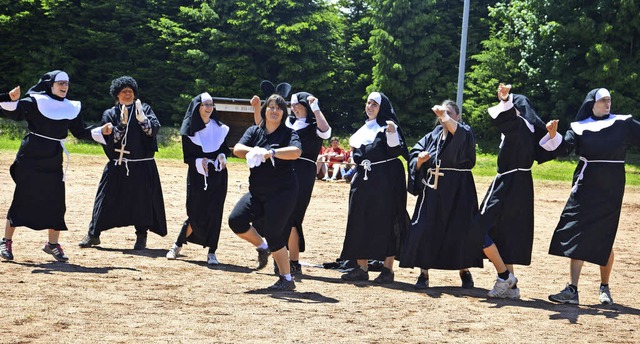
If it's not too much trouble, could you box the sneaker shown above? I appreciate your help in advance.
[502,287,521,299]
[267,276,296,291]
[341,267,369,282]
[460,271,474,289]
[322,176,330,181]
[256,247,271,270]
[133,233,147,250]
[0,238,13,261]
[274,260,303,275]
[166,244,181,260]
[290,261,302,276]
[78,234,100,248]
[373,267,394,284]
[599,285,613,305]
[207,253,220,265]
[42,243,69,262]
[414,273,429,290]
[487,272,517,298]
[548,284,579,305]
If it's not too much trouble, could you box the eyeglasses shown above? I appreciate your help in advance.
[201,103,215,108]
[55,81,69,86]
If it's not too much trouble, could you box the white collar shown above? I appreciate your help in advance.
[349,119,384,148]
[570,114,631,135]
[285,117,310,131]
[188,120,230,153]
[32,94,81,120]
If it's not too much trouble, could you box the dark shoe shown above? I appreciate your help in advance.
[78,234,100,248]
[414,273,429,290]
[341,267,369,282]
[42,243,69,262]
[290,261,302,276]
[1,238,14,261]
[460,271,474,289]
[373,267,394,284]
[548,284,579,305]
[267,276,296,291]
[256,247,270,270]
[133,234,147,250]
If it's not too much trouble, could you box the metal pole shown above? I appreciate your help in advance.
[456,0,470,118]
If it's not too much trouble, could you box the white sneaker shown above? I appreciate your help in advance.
[207,253,220,265]
[487,272,518,298]
[599,285,613,305]
[502,287,521,299]
[166,244,181,260]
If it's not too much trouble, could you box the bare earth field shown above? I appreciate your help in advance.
[1,151,639,343]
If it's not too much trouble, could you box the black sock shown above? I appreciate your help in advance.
[208,247,216,254]
[290,260,299,265]
[498,270,510,280]
[569,284,578,292]
[2,238,11,242]
[600,283,609,288]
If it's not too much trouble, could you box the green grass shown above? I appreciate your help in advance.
[1,134,639,185]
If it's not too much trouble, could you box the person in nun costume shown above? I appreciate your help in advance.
[78,76,166,250]
[545,88,640,305]
[339,92,410,284]
[228,93,302,291]
[252,91,331,275]
[165,92,230,265]
[0,70,112,262]
[399,100,481,289]
[472,83,558,299]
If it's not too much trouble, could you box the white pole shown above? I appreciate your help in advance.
[456,0,470,118]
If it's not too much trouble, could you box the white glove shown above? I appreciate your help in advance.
[246,147,268,168]
[310,99,320,112]
[135,99,147,122]
[120,104,129,125]
[214,153,227,171]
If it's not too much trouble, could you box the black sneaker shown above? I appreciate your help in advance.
[42,243,69,262]
[373,267,394,284]
[267,276,296,291]
[290,261,302,276]
[133,233,147,250]
[256,248,271,270]
[415,273,429,290]
[78,234,100,248]
[1,238,14,261]
[341,267,369,282]
[460,271,474,289]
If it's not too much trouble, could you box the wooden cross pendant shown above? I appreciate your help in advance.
[114,146,130,165]
[429,163,444,190]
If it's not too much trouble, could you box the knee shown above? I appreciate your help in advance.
[228,215,249,234]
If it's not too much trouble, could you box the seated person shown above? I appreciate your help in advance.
[321,137,345,181]
[339,148,357,182]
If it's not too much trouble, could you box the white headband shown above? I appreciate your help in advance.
[368,92,382,105]
[55,72,69,82]
[290,93,299,105]
[201,92,213,103]
[595,88,611,102]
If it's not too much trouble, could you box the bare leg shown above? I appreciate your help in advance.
[600,251,614,285]
[186,224,193,237]
[288,227,300,261]
[421,268,429,278]
[272,247,290,275]
[4,220,15,240]
[570,259,584,286]
[235,226,265,247]
[48,229,60,244]
[357,259,368,271]
[483,243,508,273]
[384,256,394,272]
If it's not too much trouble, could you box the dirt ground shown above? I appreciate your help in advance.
[0,151,639,343]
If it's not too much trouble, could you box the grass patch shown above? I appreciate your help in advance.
[1,132,639,185]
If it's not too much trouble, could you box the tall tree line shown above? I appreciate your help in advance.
[1,0,638,146]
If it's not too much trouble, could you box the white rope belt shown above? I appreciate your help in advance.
[572,157,624,193]
[30,132,69,182]
[411,168,472,225]
[480,167,531,214]
[298,156,317,165]
[424,167,472,189]
[112,157,155,176]
[359,157,399,181]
